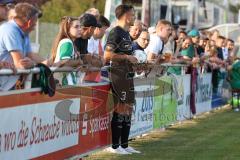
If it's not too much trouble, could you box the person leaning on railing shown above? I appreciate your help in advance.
[168,37,199,75]
[0,3,47,90]
[145,20,172,62]
[50,16,83,86]
[74,14,104,68]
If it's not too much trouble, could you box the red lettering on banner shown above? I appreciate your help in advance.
[4,131,16,151]
[17,120,29,148]
[30,116,61,145]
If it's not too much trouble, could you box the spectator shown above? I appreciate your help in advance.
[86,15,110,82]
[85,8,100,20]
[88,15,110,56]
[198,36,208,56]
[145,19,172,62]
[216,36,225,60]
[188,28,202,56]
[129,20,142,41]
[162,27,177,55]
[208,47,225,68]
[168,37,195,75]
[211,29,220,42]
[0,3,44,90]
[75,14,100,55]
[226,38,235,59]
[74,13,103,67]
[174,30,187,55]
[229,56,240,90]
[209,39,216,47]
[0,0,15,23]
[51,16,83,85]
[132,30,150,51]
[222,37,229,60]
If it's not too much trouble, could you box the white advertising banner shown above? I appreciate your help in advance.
[0,99,80,160]
[130,78,155,138]
[195,73,212,114]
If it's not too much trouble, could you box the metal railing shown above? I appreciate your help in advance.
[0,66,103,90]
[0,63,191,90]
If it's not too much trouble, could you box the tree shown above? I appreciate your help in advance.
[40,0,105,23]
[229,3,240,14]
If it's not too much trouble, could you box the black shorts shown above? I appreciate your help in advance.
[110,60,135,105]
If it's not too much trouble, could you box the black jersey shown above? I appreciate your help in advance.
[106,26,133,55]
[74,38,88,56]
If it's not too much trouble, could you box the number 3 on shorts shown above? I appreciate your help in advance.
[120,91,126,101]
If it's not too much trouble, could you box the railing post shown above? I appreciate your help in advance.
[24,73,33,89]
[181,66,185,75]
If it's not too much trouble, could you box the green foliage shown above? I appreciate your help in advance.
[229,3,240,14]
[41,0,106,24]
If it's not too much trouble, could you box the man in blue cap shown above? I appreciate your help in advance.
[0,0,15,22]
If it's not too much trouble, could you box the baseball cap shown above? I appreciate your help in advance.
[188,29,200,37]
[79,13,102,28]
[0,0,15,5]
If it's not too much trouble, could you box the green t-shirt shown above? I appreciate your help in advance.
[181,44,194,59]
[167,66,181,75]
[167,45,194,75]
[55,38,76,86]
[230,60,240,89]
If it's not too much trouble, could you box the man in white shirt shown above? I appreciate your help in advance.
[145,20,172,62]
[129,20,142,41]
[88,15,110,56]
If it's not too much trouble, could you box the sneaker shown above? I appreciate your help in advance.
[124,146,141,154]
[107,147,131,155]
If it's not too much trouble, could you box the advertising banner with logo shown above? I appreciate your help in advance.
[0,85,112,160]
[195,73,212,114]
[153,76,177,129]
[130,77,155,138]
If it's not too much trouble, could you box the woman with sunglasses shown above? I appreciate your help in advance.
[51,16,83,86]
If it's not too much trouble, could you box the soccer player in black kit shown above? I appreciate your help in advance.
[105,4,141,154]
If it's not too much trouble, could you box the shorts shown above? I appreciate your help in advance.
[110,60,135,105]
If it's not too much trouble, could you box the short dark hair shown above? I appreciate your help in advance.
[227,38,234,43]
[115,4,134,20]
[14,3,41,21]
[179,31,187,35]
[99,15,110,27]
[217,36,225,40]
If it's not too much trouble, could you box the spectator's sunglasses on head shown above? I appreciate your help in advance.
[0,3,15,9]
